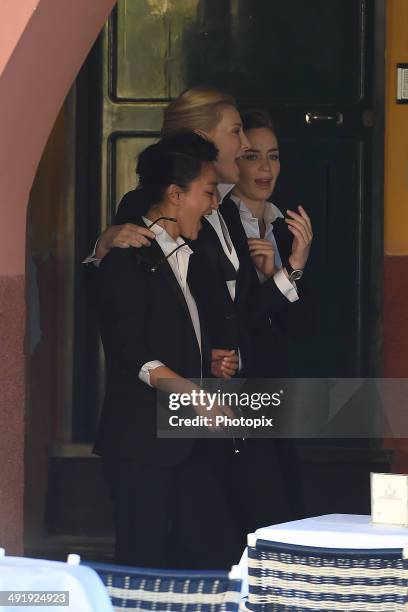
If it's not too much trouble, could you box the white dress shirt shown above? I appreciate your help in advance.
[230,195,299,303]
[82,238,101,265]
[138,218,202,386]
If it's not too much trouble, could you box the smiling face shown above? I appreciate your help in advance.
[177,162,218,239]
[204,105,249,184]
[234,127,280,204]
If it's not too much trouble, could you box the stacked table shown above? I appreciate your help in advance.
[239,514,408,599]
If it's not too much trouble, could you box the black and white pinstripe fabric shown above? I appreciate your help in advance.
[246,537,408,611]
[87,561,242,611]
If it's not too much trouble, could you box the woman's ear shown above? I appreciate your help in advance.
[167,183,182,205]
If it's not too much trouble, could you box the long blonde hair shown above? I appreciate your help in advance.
[162,87,237,138]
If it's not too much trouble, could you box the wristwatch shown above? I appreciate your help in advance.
[285,260,303,282]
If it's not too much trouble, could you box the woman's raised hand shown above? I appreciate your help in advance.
[95,223,156,259]
[285,205,313,270]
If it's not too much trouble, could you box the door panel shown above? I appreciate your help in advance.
[112,0,366,103]
[185,0,366,102]
[113,0,201,101]
[274,137,363,376]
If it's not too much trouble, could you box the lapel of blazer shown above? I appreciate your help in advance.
[136,220,193,319]
[195,217,238,281]
[219,196,259,302]
[219,196,248,258]
[191,218,219,267]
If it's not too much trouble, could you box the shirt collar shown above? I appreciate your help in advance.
[230,194,283,224]
[217,183,235,203]
[142,216,192,257]
[203,183,235,221]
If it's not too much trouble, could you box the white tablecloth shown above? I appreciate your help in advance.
[238,513,408,598]
[0,555,113,612]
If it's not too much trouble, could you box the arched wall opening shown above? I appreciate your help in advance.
[1,0,408,560]
[0,0,116,554]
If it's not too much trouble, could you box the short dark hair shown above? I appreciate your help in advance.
[241,109,276,134]
[136,132,218,206]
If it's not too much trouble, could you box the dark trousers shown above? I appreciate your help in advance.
[101,447,242,570]
[238,439,304,531]
[205,438,301,540]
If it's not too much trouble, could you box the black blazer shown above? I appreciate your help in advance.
[116,190,249,359]
[219,195,295,318]
[199,196,313,376]
[220,197,314,376]
[94,224,211,465]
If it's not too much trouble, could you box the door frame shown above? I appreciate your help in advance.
[366,0,386,376]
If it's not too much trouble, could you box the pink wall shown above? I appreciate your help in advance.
[0,0,117,276]
[0,1,39,74]
[0,0,116,553]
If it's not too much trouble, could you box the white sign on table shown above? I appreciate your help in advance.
[371,472,408,526]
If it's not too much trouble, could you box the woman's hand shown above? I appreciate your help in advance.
[95,224,156,259]
[247,237,276,278]
[285,205,313,270]
[211,349,239,379]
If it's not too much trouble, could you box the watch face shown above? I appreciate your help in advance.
[290,270,303,281]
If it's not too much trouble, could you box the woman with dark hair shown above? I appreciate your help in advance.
[225,110,313,531]
[94,132,240,569]
[231,109,313,376]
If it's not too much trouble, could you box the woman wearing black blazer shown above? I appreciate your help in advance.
[229,109,314,376]
[95,133,240,569]
[226,109,314,531]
